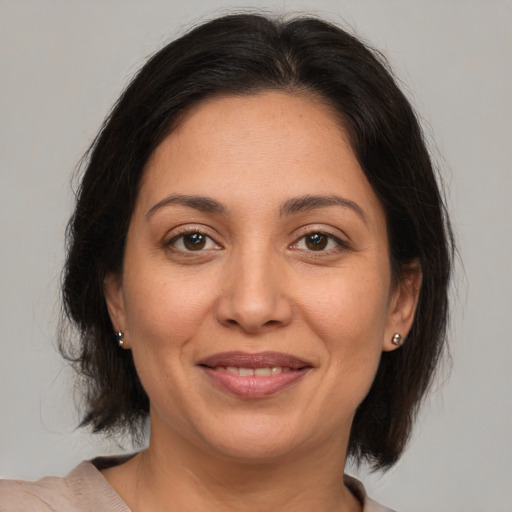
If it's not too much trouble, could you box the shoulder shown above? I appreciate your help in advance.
[365,496,398,512]
[344,474,398,512]
[0,474,71,511]
[0,461,130,512]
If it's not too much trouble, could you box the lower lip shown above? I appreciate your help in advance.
[200,367,309,398]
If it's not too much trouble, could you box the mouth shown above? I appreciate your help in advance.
[209,366,294,376]
[197,351,312,398]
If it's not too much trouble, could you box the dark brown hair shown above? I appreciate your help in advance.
[61,13,454,470]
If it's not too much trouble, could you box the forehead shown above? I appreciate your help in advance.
[138,91,383,222]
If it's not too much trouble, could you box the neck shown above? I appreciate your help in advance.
[104,422,362,512]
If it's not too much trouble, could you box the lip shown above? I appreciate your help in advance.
[199,351,310,369]
[197,351,312,398]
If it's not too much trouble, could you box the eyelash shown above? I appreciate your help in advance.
[290,231,349,255]
[164,228,221,254]
[164,228,349,256]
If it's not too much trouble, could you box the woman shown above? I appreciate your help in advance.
[0,13,453,512]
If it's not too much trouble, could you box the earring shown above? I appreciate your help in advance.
[115,331,125,348]
[392,333,402,347]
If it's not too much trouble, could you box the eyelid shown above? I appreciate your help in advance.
[164,225,223,251]
[292,225,350,243]
[289,226,351,253]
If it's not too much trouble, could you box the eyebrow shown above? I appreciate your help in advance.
[279,194,367,223]
[146,194,226,218]
[146,193,366,223]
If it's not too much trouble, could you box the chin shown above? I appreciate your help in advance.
[195,412,320,463]
[209,434,302,463]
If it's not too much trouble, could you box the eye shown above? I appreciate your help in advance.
[167,231,220,252]
[291,232,346,252]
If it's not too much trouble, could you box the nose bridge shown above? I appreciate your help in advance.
[216,238,291,332]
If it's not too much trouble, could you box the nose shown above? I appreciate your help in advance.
[215,247,293,334]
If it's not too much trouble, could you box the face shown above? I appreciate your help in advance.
[106,92,419,463]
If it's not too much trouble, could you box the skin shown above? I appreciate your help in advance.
[104,91,421,512]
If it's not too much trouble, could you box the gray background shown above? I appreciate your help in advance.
[1,1,511,511]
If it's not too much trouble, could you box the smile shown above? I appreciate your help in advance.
[215,366,292,376]
[198,352,312,398]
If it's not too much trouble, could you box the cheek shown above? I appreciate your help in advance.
[297,269,391,346]
[123,262,218,345]
[121,266,218,423]
[295,269,390,403]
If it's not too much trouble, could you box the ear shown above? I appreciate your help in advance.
[383,259,422,352]
[104,272,128,345]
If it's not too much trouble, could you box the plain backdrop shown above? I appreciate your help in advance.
[1,1,511,511]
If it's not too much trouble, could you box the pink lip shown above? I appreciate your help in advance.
[199,351,310,369]
[198,351,312,398]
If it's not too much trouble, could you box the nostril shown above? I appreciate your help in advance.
[215,289,293,333]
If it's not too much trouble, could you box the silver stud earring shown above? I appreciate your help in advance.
[115,331,125,348]
[392,333,402,347]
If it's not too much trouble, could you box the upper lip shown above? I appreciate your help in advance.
[198,351,311,369]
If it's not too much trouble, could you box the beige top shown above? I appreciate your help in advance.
[0,458,396,512]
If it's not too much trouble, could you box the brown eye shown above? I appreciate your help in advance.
[305,233,328,251]
[183,233,207,250]
[168,231,220,252]
[290,231,346,253]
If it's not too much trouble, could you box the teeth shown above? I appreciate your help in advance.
[220,367,286,376]
[254,367,271,376]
